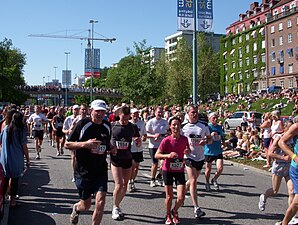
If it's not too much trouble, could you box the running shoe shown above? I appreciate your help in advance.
[157,179,164,187]
[275,222,282,225]
[131,182,136,192]
[165,214,173,225]
[56,151,60,156]
[289,216,298,224]
[112,207,123,220]
[36,153,40,160]
[60,148,64,155]
[128,181,133,192]
[70,205,79,225]
[194,207,206,218]
[150,180,157,187]
[258,194,266,211]
[205,183,211,192]
[171,209,180,224]
[211,178,219,190]
[71,177,75,182]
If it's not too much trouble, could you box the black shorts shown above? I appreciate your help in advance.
[32,130,44,140]
[263,138,272,148]
[185,158,204,171]
[75,174,108,200]
[241,122,248,127]
[55,128,65,138]
[48,124,53,133]
[132,152,144,163]
[205,154,224,163]
[111,158,132,169]
[162,170,185,186]
[149,148,158,164]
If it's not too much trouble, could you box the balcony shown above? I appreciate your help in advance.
[267,7,297,22]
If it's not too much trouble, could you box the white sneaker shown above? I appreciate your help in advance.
[194,207,206,218]
[156,179,164,187]
[71,177,75,182]
[112,207,123,220]
[258,194,266,211]
[211,178,219,190]
[36,153,40,160]
[150,180,157,187]
[56,151,60,156]
[289,216,298,225]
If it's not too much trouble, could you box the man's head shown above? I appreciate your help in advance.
[186,104,198,123]
[154,106,163,119]
[72,104,80,116]
[208,112,219,125]
[90,100,107,123]
[131,108,139,121]
[119,105,130,125]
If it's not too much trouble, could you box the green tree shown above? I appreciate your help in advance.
[197,33,220,101]
[0,38,28,104]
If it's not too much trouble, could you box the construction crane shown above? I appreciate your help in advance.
[28,29,116,43]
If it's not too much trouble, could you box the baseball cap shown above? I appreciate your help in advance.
[113,103,125,112]
[131,108,139,114]
[208,112,218,118]
[90,100,107,111]
[73,104,79,110]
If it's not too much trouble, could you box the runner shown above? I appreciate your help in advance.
[46,106,56,147]
[128,108,147,192]
[204,112,224,191]
[52,107,66,156]
[182,104,211,218]
[146,106,169,187]
[110,105,141,220]
[65,99,113,225]
[27,105,48,159]
[155,116,190,225]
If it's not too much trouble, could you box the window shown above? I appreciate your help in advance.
[246,34,250,41]
[288,19,292,28]
[262,40,265,48]
[289,64,293,73]
[246,71,250,79]
[232,61,236,68]
[278,22,283,31]
[272,80,276,86]
[262,68,266,76]
[288,33,292,43]
[247,84,250,92]
[271,26,275,33]
[232,38,236,45]
[253,70,258,77]
[253,42,257,51]
[280,64,284,74]
[225,75,228,81]
[271,67,276,75]
[239,36,242,43]
[289,78,293,88]
[246,57,250,66]
[253,55,258,64]
[262,81,266,89]
[279,36,283,45]
[287,48,293,57]
[246,45,249,53]
[261,54,266,63]
[239,59,243,67]
[224,64,228,71]
[271,39,275,47]
[239,48,242,58]
[224,42,228,48]
[272,52,276,61]
[239,72,243,79]
[280,79,284,89]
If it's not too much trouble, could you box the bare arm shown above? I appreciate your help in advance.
[65,138,100,151]
[279,123,298,163]
[155,148,177,160]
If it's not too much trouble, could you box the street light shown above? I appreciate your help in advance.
[43,76,45,86]
[54,66,58,84]
[89,19,98,102]
[65,52,70,107]
[53,66,58,105]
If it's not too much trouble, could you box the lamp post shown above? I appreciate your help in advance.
[53,66,58,105]
[64,52,70,107]
[89,19,98,102]
[42,76,45,86]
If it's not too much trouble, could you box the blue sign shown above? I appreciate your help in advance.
[198,0,213,32]
[177,0,195,31]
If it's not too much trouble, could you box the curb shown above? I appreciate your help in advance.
[225,159,272,177]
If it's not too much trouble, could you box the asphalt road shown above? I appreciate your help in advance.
[6,137,291,225]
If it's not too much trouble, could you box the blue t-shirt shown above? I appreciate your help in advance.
[291,136,298,169]
[204,123,223,156]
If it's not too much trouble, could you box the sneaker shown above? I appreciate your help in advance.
[194,207,206,218]
[36,153,40,160]
[211,178,219,190]
[205,183,211,192]
[275,222,282,225]
[258,194,266,211]
[112,207,122,220]
[51,140,55,147]
[56,151,60,156]
[171,209,180,224]
[131,182,136,192]
[150,180,157,187]
[70,205,79,225]
[157,179,164,187]
[165,214,172,225]
[289,216,298,224]
[71,177,75,182]
[128,182,133,192]
[61,148,64,155]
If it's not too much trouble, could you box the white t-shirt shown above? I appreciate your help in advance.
[182,121,210,161]
[63,115,76,139]
[130,119,147,153]
[27,113,48,131]
[146,117,169,148]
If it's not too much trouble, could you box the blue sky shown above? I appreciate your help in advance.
[1,0,254,85]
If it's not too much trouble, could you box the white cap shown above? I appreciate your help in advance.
[90,100,107,111]
[208,112,218,118]
[131,108,139,114]
[73,104,79,110]
[113,103,125,112]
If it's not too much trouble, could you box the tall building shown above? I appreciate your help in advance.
[165,31,224,61]
[220,0,298,95]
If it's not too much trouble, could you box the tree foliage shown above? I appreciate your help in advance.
[0,38,28,104]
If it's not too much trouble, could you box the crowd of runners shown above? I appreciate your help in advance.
[1,99,298,225]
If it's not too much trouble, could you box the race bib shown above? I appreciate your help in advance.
[213,134,221,141]
[170,158,184,170]
[116,140,129,150]
[91,145,107,155]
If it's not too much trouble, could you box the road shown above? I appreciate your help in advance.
[6,137,290,225]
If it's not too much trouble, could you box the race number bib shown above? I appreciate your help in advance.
[116,140,129,150]
[189,134,202,146]
[91,145,107,155]
[213,134,221,141]
[170,158,184,170]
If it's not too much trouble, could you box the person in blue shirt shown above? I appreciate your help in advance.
[204,112,224,192]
